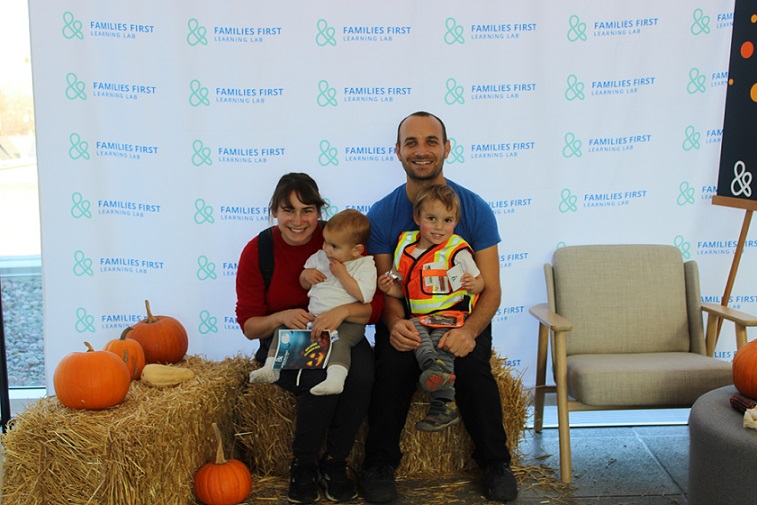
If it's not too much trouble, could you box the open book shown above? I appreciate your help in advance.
[272,329,333,370]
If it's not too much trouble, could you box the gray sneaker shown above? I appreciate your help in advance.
[419,359,456,392]
[415,399,460,432]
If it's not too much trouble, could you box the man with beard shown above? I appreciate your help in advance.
[361,111,518,503]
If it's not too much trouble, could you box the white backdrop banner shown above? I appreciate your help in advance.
[30,1,755,392]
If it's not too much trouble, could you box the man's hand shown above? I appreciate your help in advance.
[388,318,422,351]
[438,326,476,357]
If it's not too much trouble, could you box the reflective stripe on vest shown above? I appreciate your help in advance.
[393,231,477,316]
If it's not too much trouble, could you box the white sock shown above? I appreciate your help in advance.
[249,357,280,383]
[310,365,348,396]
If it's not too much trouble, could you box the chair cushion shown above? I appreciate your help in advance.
[552,245,691,355]
[567,352,732,406]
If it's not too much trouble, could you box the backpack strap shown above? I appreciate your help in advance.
[258,226,275,289]
[257,220,327,289]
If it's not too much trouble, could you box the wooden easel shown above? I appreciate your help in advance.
[712,196,756,339]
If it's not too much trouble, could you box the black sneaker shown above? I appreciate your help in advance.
[319,457,357,502]
[288,461,320,504]
[484,462,519,502]
[362,464,397,503]
[415,400,460,432]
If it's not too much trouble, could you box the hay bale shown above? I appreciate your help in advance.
[235,352,528,478]
[1,356,248,505]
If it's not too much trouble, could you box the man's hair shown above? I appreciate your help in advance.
[268,172,327,218]
[396,111,448,145]
[324,209,371,246]
[413,184,461,222]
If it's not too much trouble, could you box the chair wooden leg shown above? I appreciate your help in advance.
[533,323,549,433]
[553,330,572,484]
[705,313,719,357]
[735,323,748,350]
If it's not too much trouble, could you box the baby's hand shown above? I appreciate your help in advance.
[302,268,326,285]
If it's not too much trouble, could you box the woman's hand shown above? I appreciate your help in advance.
[280,308,315,330]
[311,305,349,336]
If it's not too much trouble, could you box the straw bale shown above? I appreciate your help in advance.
[235,352,528,479]
[1,356,248,505]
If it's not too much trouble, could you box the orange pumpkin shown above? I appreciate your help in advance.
[103,333,146,380]
[53,341,132,410]
[733,339,757,399]
[123,300,188,364]
[194,423,253,505]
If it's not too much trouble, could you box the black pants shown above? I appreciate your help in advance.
[364,322,511,469]
[275,337,374,465]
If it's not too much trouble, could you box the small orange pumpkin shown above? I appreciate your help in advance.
[194,423,253,505]
[53,341,132,410]
[123,300,188,364]
[733,339,757,399]
[103,333,146,380]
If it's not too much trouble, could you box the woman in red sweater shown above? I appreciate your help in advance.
[235,173,381,504]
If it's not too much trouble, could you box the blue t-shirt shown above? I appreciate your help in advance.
[367,179,500,256]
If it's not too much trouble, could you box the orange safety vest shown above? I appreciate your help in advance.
[393,231,478,316]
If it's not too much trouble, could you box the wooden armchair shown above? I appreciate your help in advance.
[530,244,757,483]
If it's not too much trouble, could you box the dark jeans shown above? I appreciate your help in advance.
[364,322,511,469]
[275,337,374,465]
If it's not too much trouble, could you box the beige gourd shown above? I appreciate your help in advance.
[141,363,195,387]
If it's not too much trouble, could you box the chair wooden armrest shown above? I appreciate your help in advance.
[529,303,573,333]
[701,302,757,327]
[701,302,757,355]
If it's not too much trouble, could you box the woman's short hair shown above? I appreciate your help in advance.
[268,172,328,218]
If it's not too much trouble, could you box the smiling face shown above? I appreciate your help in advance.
[414,199,459,250]
[272,191,320,246]
[396,114,450,184]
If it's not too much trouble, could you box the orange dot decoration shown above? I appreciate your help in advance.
[742,41,754,58]
[751,83,757,103]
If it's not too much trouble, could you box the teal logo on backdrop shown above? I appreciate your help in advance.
[565,75,585,101]
[556,241,567,249]
[567,15,587,42]
[62,12,83,40]
[194,198,215,224]
[447,138,464,164]
[187,18,208,46]
[71,192,92,219]
[682,126,701,151]
[323,199,337,219]
[444,18,465,45]
[316,19,336,46]
[73,250,94,277]
[65,73,87,100]
[559,188,578,213]
[68,133,90,160]
[192,140,213,166]
[75,307,95,333]
[445,78,465,105]
[319,140,339,166]
[687,68,706,94]
[677,181,696,206]
[317,80,338,107]
[691,9,711,36]
[198,310,218,334]
[674,235,691,260]
[189,79,210,106]
[197,255,217,281]
[562,132,582,158]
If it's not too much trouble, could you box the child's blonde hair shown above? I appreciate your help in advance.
[324,209,371,246]
[413,184,461,222]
